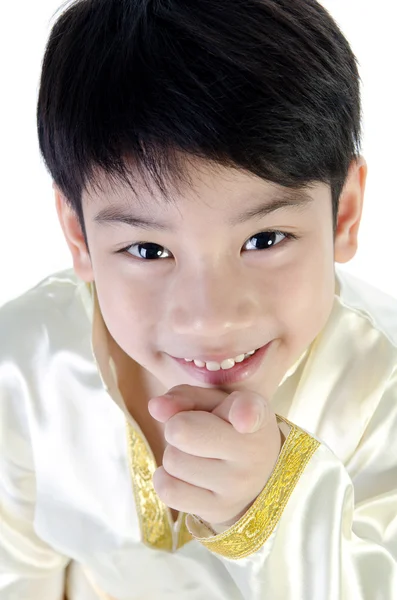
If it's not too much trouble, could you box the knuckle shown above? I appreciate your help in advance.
[154,468,174,503]
[165,412,190,446]
[162,445,179,475]
[167,384,191,396]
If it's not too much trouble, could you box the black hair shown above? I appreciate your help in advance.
[37,0,362,245]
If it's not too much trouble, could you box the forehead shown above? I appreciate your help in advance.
[84,156,260,205]
[82,156,326,226]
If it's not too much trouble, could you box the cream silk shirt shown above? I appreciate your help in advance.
[1,267,396,599]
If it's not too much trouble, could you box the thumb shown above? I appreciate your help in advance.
[219,391,271,434]
[210,393,237,424]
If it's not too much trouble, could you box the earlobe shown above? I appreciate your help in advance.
[334,157,367,264]
[54,184,94,282]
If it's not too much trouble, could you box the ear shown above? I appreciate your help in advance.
[334,156,368,264]
[54,184,94,282]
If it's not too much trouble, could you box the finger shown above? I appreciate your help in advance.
[153,466,242,525]
[210,394,235,423]
[153,466,218,519]
[148,395,184,423]
[148,384,228,423]
[153,467,240,523]
[213,391,272,434]
[230,392,271,434]
[164,410,237,459]
[162,445,225,493]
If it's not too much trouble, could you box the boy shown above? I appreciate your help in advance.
[1,0,396,598]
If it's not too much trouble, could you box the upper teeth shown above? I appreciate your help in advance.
[184,350,257,371]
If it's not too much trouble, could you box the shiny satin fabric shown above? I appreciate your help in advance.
[0,267,396,599]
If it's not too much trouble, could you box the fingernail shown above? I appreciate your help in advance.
[253,402,267,431]
[252,413,263,432]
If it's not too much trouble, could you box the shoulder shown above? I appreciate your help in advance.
[335,267,397,350]
[0,267,86,322]
[0,268,94,458]
[0,267,93,422]
[0,268,91,354]
[0,269,81,466]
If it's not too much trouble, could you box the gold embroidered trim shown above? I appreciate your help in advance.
[125,422,173,551]
[189,417,320,559]
[125,421,192,552]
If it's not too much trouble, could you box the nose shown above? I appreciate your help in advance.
[166,263,259,338]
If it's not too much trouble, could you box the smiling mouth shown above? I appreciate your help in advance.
[182,349,259,371]
[171,343,272,385]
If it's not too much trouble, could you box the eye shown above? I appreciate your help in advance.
[243,230,297,251]
[118,230,298,261]
[123,242,172,260]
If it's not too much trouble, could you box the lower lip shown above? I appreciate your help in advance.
[171,343,272,386]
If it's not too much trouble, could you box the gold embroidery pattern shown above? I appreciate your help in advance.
[125,422,173,551]
[190,420,320,559]
[125,422,192,552]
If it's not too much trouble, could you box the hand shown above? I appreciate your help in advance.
[148,384,282,532]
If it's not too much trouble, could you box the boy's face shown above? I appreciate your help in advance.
[56,155,366,400]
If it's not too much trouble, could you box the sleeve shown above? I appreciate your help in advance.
[0,329,70,598]
[186,370,397,599]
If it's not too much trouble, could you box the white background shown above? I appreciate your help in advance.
[0,0,395,308]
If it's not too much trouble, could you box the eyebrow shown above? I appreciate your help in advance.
[93,189,314,231]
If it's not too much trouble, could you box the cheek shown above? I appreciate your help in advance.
[94,278,161,352]
[264,241,335,342]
